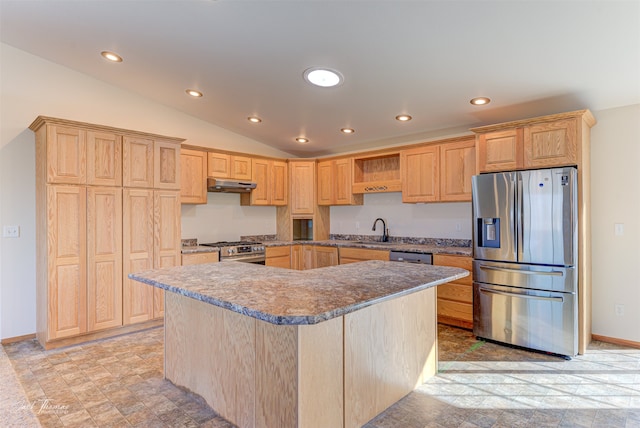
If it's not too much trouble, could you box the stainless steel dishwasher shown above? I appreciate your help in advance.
[389,251,432,264]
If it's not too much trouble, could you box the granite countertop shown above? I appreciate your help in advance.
[129,261,468,325]
[262,240,472,257]
[181,245,219,254]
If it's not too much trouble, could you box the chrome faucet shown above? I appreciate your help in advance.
[372,218,389,242]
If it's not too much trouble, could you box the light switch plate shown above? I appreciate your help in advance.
[614,223,624,236]
[3,225,20,238]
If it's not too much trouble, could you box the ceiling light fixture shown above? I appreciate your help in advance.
[341,128,355,134]
[303,67,343,88]
[247,116,262,123]
[470,97,491,106]
[395,114,412,122]
[186,89,203,98]
[296,137,309,144]
[100,51,122,62]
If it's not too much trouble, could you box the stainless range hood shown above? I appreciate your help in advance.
[207,177,257,193]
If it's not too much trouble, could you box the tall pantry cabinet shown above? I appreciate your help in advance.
[31,116,183,349]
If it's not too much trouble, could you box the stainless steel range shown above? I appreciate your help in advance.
[200,241,266,264]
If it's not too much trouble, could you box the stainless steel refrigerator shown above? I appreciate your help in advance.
[472,167,578,357]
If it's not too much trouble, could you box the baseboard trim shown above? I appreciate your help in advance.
[592,334,640,349]
[1,333,37,345]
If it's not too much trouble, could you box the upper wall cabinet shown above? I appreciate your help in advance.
[180,149,208,204]
[472,110,596,173]
[241,158,287,206]
[317,158,362,206]
[289,160,316,215]
[352,152,402,194]
[400,137,475,203]
[43,124,123,186]
[207,152,252,180]
[122,137,181,189]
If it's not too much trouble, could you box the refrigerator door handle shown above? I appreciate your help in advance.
[479,286,565,303]
[478,264,564,276]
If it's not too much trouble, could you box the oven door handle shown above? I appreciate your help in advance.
[221,254,266,263]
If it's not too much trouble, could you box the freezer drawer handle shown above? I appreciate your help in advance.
[479,286,564,302]
[479,265,563,276]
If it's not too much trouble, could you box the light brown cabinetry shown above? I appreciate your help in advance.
[473,110,594,173]
[241,158,287,206]
[180,149,208,204]
[317,158,362,206]
[181,251,219,266]
[289,160,316,215]
[434,254,473,329]
[401,137,475,203]
[207,152,252,181]
[31,116,183,349]
[314,246,339,268]
[401,145,440,203]
[352,152,401,194]
[266,246,291,269]
[123,189,180,324]
[339,247,390,264]
[87,186,123,332]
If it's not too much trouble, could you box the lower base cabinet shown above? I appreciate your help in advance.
[266,246,292,268]
[339,247,390,264]
[434,254,473,329]
[181,251,220,265]
[267,245,338,270]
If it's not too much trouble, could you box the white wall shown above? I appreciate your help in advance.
[1,42,639,344]
[331,193,471,240]
[0,43,290,340]
[590,104,640,342]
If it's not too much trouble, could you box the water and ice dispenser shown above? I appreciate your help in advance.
[477,218,500,248]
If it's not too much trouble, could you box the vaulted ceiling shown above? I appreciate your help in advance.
[1,0,638,156]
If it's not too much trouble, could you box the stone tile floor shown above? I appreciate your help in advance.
[1,324,639,427]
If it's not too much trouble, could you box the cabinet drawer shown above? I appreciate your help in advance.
[437,299,473,322]
[266,246,291,258]
[437,283,472,303]
[181,252,219,266]
[339,247,389,264]
[433,254,472,285]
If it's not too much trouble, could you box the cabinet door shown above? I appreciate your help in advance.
[87,131,122,186]
[477,129,523,172]
[290,161,315,215]
[334,158,360,205]
[153,190,181,318]
[401,146,440,203]
[524,119,577,168]
[87,187,123,332]
[123,188,154,324]
[434,254,473,329]
[154,141,180,190]
[315,246,338,268]
[47,185,87,339]
[231,155,252,180]
[249,158,270,205]
[317,160,334,206]
[207,152,231,178]
[440,139,476,202]
[180,149,207,204]
[302,245,315,270]
[46,125,86,184]
[123,136,154,188]
[265,246,291,269]
[271,160,288,206]
[291,245,303,270]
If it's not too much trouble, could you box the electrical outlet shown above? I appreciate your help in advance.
[615,223,624,236]
[456,223,462,231]
[3,225,20,238]
[355,221,360,231]
[615,304,625,317]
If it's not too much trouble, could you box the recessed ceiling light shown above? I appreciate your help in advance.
[341,128,355,134]
[247,116,262,123]
[186,89,203,98]
[303,67,343,88]
[296,137,309,144]
[395,114,412,122]
[101,51,122,62]
[470,97,491,106]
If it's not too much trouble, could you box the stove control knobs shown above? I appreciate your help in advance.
[252,246,264,252]
[227,248,235,255]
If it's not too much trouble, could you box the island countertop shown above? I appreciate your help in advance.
[129,261,468,325]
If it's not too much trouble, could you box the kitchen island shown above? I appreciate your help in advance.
[130,261,468,428]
